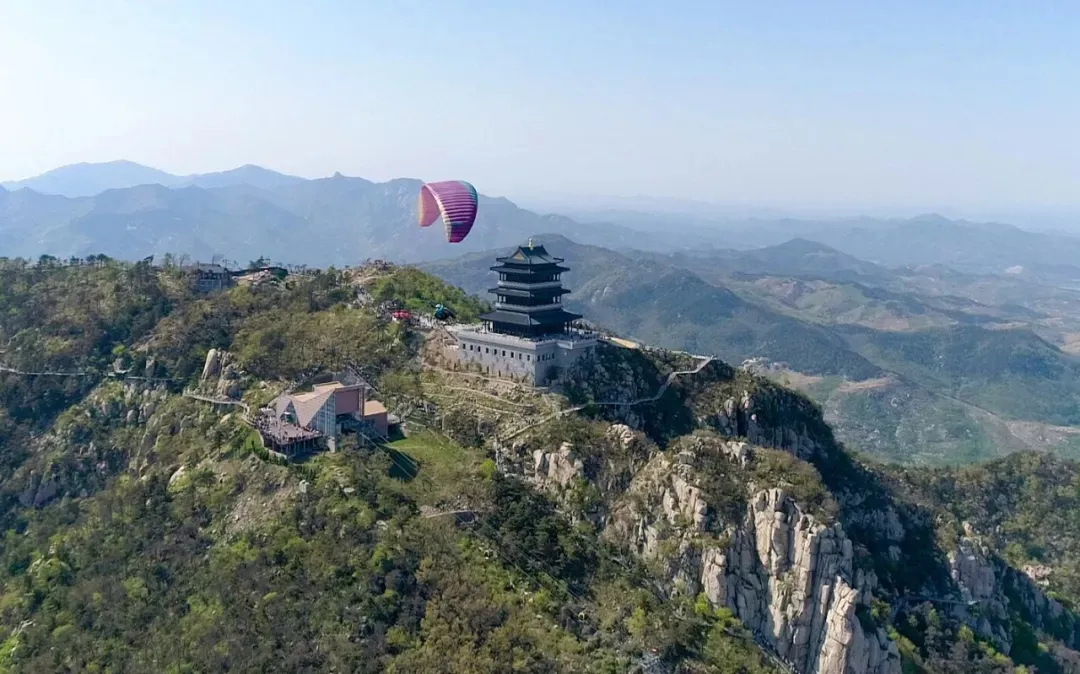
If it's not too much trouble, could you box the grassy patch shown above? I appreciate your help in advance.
[387,430,483,503]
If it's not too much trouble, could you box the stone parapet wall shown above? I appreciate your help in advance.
[453,328,597,385]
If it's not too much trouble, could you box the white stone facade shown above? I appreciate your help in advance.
[451,327,597,385]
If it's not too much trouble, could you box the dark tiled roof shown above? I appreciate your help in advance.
[480,308,582,326]
[494,243,565,266]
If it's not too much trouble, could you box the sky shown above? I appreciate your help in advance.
[1,0,1078,215]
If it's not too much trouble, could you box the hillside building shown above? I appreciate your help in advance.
[186,263,234,293]
[452,241,596,385]
[257,381,389,456]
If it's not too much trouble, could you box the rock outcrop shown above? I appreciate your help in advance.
[199,348,243,399]
[704,388,828,463]
[606,449,900,674]
[535,346,1080,671]
[505,422,905,674]
[947,536,1012,649]
[201,348,222,381]
[712,489,899,674]
[497,423,655,505]
[949,536,998,604]
[531,442,585,490]
[18,469,60,508]
[7,381,174,510]
[946,529,1080,653]
[567,343,837,466]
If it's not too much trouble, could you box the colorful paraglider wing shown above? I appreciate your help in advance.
[418,186,441,227]
[417,181,479,243]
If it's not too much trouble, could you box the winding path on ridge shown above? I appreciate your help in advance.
[181,390,251,418]
[502,355,714,442]
[0,364,97,377]
[0,363,181,382]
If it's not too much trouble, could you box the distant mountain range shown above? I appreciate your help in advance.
[1,160,307,197]
[591,210,1080,278]
[0,163,676,265]
[4,160,1080,281]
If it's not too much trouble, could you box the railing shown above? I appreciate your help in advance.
[455,325,598,344]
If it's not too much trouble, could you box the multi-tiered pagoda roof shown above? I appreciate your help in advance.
[479,241,581,338]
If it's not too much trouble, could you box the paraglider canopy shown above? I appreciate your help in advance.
[433,303,455,321]
[418,180,478,243]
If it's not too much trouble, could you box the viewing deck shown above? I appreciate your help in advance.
[449,324,598,346]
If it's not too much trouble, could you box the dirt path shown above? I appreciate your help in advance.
[427,366,549,393]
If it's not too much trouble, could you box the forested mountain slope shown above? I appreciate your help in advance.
[0,258,1076,673]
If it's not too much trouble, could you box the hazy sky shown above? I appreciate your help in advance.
[1,0,1078,212]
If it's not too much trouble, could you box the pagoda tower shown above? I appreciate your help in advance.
[480,239,581,338]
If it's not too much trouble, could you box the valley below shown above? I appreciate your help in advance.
[426,234,1080,466]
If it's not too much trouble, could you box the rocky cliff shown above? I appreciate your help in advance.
[949,530,1080,655]
[4,376,247,516]
[508,345,1080,673]
[602,437,900,674]
[501,419,897,674]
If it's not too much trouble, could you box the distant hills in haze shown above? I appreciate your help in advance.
[586,209,1080,279]
[3,160,1080,281]
[1,160,307,197]
[0,162,672,265]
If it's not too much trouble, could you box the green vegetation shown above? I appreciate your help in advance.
[823,382,1009,465]
[842,324,1080,427]
[232,306,408,379]
[0,259,168,425]
[371,266,489,323]
[0,258,787,672]
[896,452,1080,608]
[0,258,1077,672]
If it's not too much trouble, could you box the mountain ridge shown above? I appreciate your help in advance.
[0,172,680,265]
[5,160,1080,281]
[1,160,308,197]
[0,257,1076,673]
